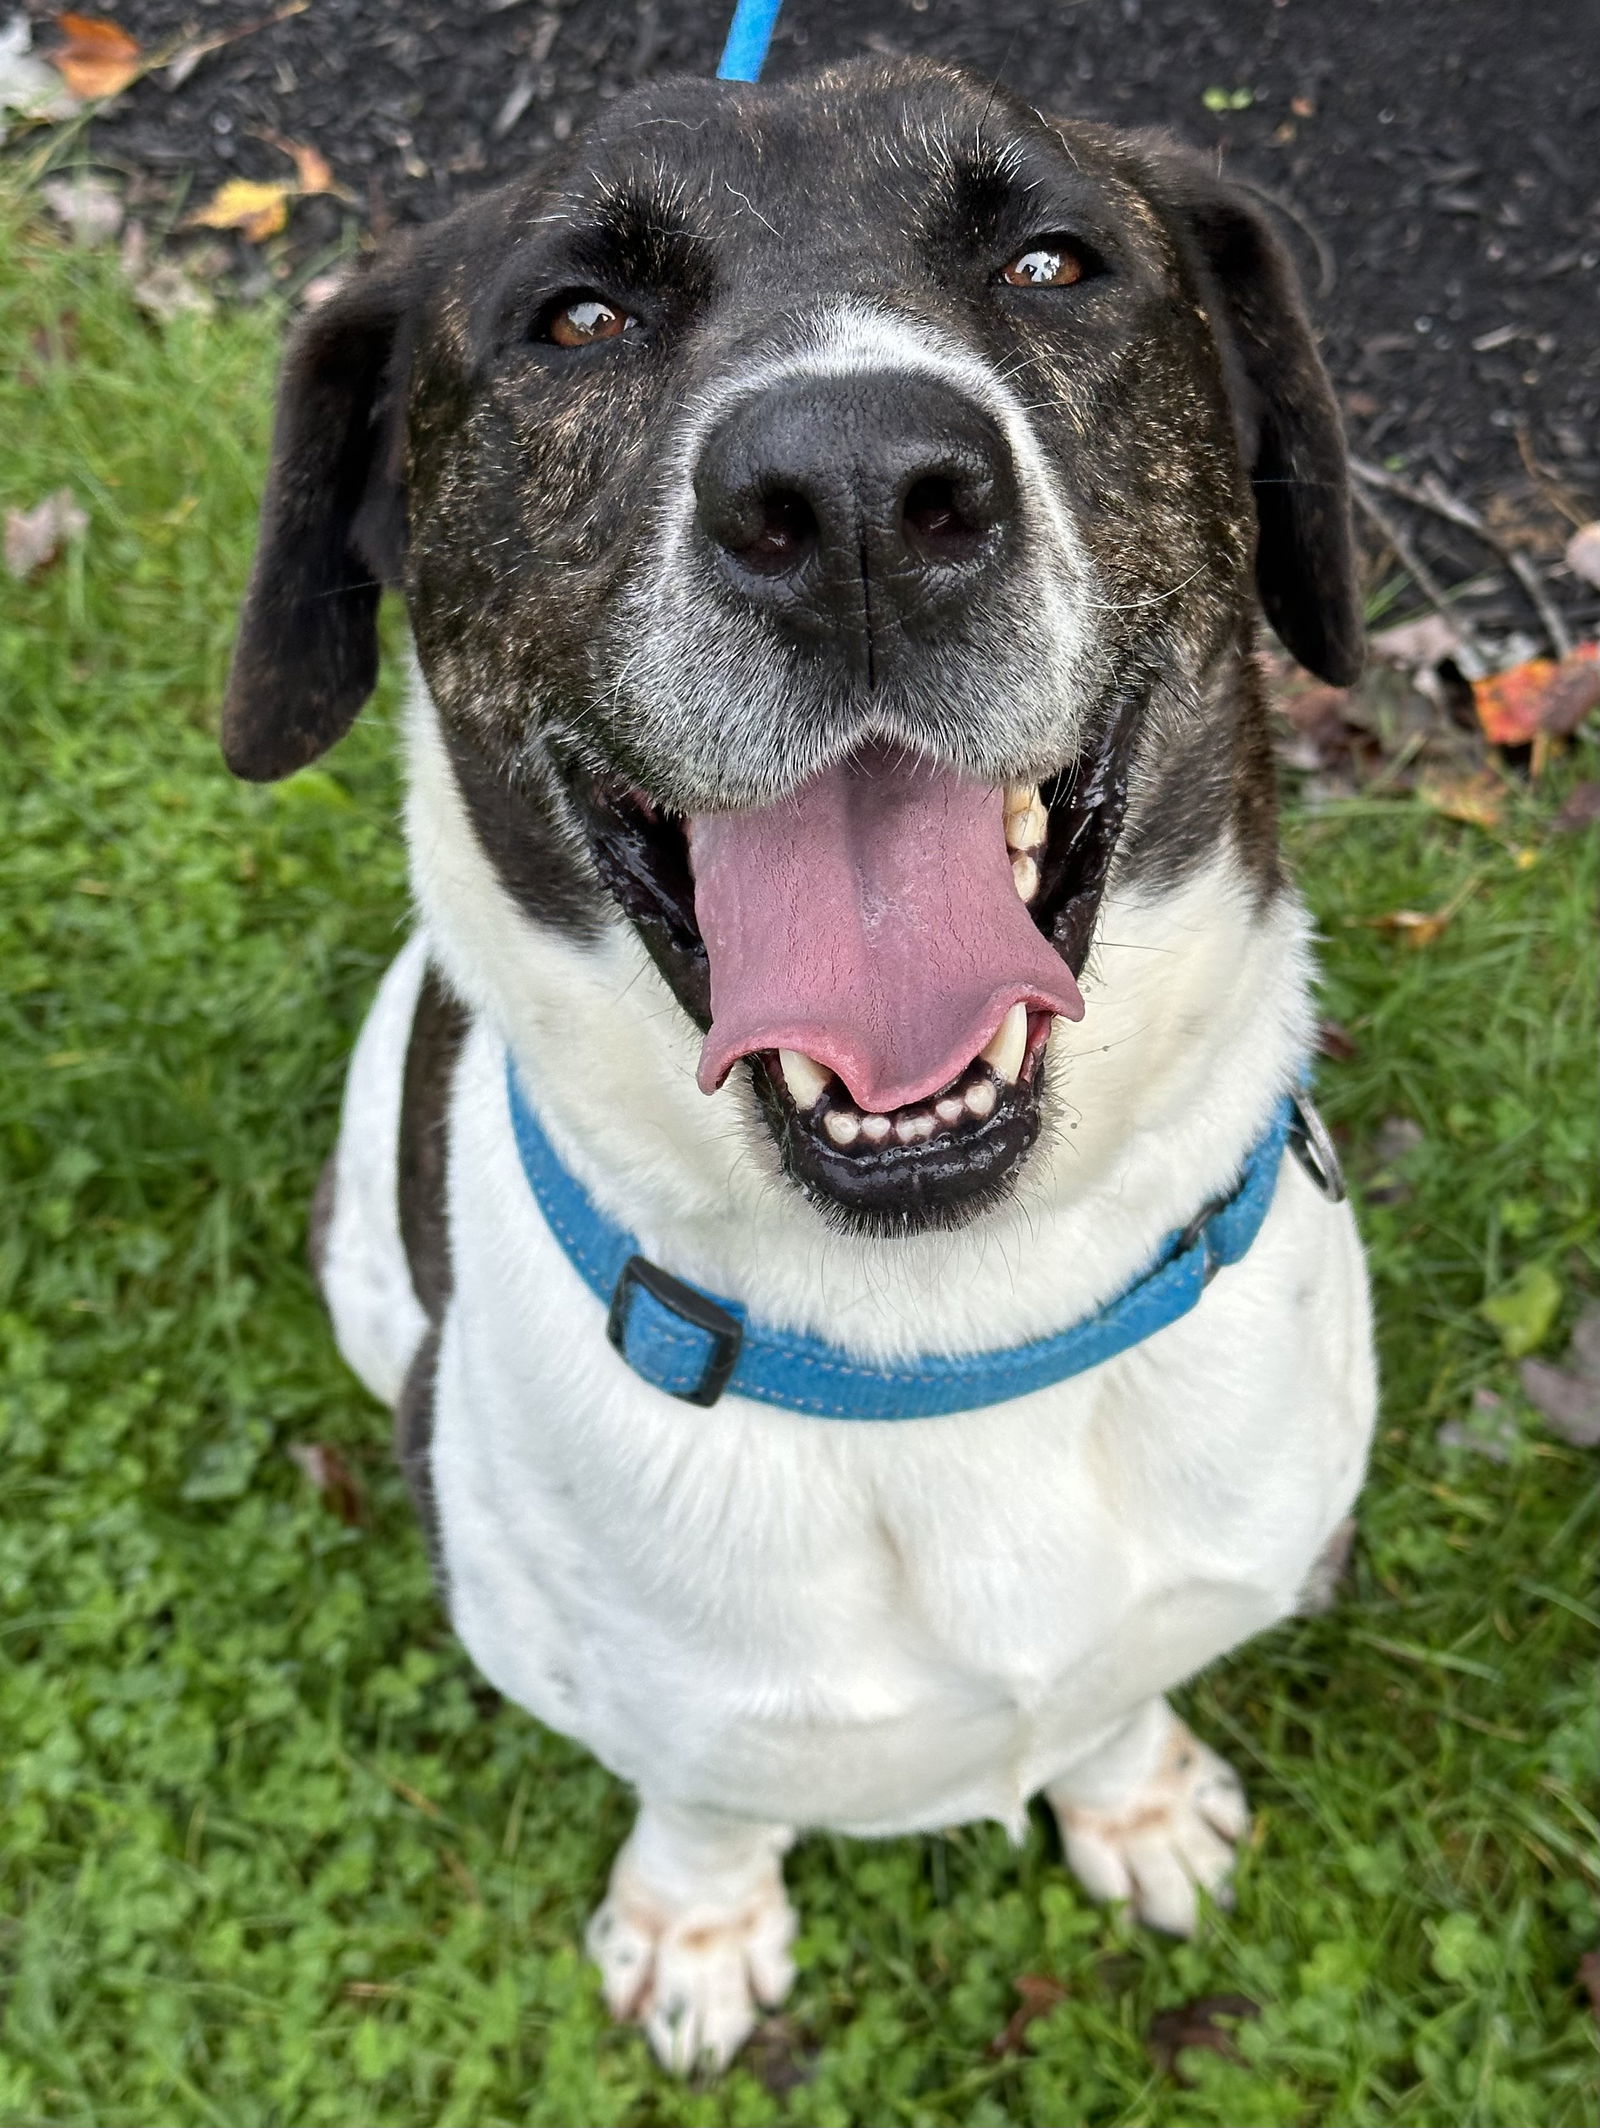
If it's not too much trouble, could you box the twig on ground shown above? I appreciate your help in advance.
[1351,456,1572,659]
[159,0,310,91]
[1351,484,1494,675]
[1513,423,1588,532]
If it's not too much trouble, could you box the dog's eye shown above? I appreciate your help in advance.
[544,295,635,348]
[999,243,1084,289]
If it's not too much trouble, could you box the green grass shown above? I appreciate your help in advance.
[1,191,1596,2128]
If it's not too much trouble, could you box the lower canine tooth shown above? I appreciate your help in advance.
[1010,851,1039,903]
[979,1002,1028,1085]
[823,1109,860,1147]
[965,1078,997,1119]
[778,1048,831,1109]
[860,1113,892,1144]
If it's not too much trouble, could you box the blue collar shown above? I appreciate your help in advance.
[505,1058,1333,1420]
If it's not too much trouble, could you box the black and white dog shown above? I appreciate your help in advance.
[225,58,1375,2072]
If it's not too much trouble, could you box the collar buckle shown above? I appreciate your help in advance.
[607,1253,745,1407]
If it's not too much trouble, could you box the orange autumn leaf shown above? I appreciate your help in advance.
[281,138,335,195]
[187,177,290,242]
[1475,657,1556,746]
[53,12,141,99]
[254,128,346,197]
[1474,642,1600,746]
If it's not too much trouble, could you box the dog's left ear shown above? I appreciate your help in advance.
[1139,147,1364,687]
[222,247,423,781]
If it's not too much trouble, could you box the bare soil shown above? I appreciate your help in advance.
[33,0,1600,626]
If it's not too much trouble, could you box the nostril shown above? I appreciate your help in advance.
[730,488,818,578]
[901,475,986,566]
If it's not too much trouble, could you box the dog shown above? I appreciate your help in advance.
[223,57,1376,2073]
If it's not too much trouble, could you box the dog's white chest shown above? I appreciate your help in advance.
[425,1021,1369,1838]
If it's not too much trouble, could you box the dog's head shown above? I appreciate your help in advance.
[224,58,1359,1235]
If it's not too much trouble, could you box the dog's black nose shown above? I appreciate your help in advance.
[693,374,1018,675]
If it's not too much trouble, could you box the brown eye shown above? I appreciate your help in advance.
[1000,244,1084,289]
[546,296,632,348]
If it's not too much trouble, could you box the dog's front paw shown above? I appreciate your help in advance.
[586,1844,796,2073]
[1047,1711,1249,1938]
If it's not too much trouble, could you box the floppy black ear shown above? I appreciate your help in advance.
[222,253,419,781]
[1143,151,1364,687]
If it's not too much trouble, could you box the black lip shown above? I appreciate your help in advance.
[566,693,1139,1232]
[753,1049,1047,1235]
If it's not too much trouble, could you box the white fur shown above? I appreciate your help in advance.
[318,929,429,1407]
[321,672,1375,2067]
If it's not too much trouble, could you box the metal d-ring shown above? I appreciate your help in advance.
[1287,1092,1347,1203]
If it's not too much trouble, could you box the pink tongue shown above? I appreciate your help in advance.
[692,746,1084,1112]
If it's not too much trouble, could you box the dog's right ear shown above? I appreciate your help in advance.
[222,251,421,781]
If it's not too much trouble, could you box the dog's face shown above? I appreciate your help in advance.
[225,59,1359,1235]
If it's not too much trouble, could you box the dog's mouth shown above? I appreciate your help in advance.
[573,719,1132,1232]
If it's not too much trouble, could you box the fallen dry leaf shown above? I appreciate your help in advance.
[271,132,337,195]
[1316,1018,1358,1062]
[1537,648,1600,739]
[1370,614,1461,671]
[0,15,81,139]
[1565,522,1600,591]
[52,12,142,99]
[988,1974,1071,2059]
[1437,1388,1521,1465]
[128,257,213,322]
[1147,1994,1261,2085]
[187,176,290,242]
[1519,1300,1600,1448]
[1552,781,1600,833]
[1474,644,1600,747]
[1360,869,1480,949]
[287,1440,364,1524]
[1519,1361,1600,1448]
[5,487,87,579]
[1367,908,1449,948]
[40,171,122,244]
[1417,767,1506,832]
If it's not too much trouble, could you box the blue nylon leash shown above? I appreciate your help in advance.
[717,0,783,81]
[505,1055,1314,1420]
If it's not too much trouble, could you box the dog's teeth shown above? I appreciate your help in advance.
[895,1111,934,1144]
[934,1094,966,1126]
[965,1078,997,1119]
[979,1003,1028,1085]
[823,1108,860,1147]
[1003,785,1048,853]
[860,1112,892,1144]
[778,1048,831,1110]
[1010,851,1040,903]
